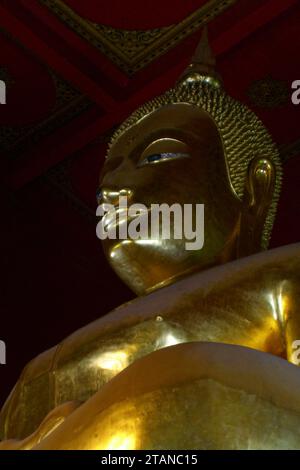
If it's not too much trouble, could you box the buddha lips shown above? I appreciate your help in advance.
[96,196,205,251]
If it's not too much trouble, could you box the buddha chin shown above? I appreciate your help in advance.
[101,210,239,295]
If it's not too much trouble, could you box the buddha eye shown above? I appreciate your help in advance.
[138,152,190,167]
[146,154,162,163]
[137,138,191,168]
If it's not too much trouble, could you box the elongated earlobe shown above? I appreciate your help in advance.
[238,157,275,257]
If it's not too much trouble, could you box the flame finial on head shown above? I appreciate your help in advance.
[178,26,222,87]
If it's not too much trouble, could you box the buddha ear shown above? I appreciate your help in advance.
[237,157,275,257]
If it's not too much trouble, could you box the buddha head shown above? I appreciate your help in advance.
[97,29,282,295]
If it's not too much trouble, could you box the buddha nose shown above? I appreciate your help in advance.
[96,187,133,206]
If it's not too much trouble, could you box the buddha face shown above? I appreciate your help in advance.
[98,103,264,295]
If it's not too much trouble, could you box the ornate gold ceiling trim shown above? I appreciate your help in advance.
[39,0,238,75]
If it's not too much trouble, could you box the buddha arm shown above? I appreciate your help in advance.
[7,343,300,450]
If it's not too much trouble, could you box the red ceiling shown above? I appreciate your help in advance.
[63,0,209,28]
[0,32,56,126]
[0,0,300,406]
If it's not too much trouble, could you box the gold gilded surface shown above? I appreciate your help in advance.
[0,401,80,450]
[4,343,300,449]
[1,33,299,450]
[33,343,300,450]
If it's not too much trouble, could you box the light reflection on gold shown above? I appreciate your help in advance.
[103,432,137,451]
[156,332,185,348]
[109,240,132,258]
[94,350,129,373]
[135,239,161,246]
[267,282,290,325]
[277,284,290,325]
[268,293,278,321]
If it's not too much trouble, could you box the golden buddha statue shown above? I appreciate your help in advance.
[1,29,300,450]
